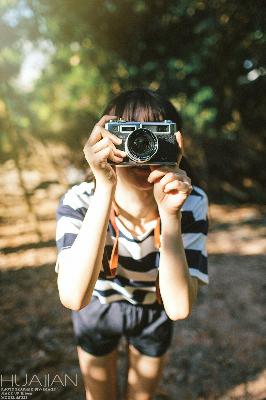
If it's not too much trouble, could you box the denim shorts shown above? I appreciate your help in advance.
[71,296,174,357]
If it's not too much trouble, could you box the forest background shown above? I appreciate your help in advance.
[1,0,265,202]
[0,1,265,399]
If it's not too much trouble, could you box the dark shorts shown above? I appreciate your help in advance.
[71,296,174,358]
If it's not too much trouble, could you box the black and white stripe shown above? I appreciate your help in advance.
[55,181,209,305]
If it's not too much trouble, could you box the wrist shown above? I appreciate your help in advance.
[95,176,117,191]
[95,180,116,196]
[158,208,181,222]
[159,209,182,236]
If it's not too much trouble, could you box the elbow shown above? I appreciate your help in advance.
[59,296,82,311]
[57,276,92,311]
[59,292,90,311]
[168,310,191,321]
[164,290,196,321]
[166,305,192,321]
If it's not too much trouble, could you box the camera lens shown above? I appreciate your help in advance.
[125,128,158,163]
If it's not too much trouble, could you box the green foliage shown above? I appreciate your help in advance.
[0,0,265,202]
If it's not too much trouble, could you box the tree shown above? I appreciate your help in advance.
[1,0,265,202]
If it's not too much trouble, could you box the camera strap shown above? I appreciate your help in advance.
[108,201,163,304]
[108,203,120,277]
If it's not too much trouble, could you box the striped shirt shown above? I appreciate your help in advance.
[55,181,209,305]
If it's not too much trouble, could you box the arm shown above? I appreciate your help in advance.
[57,185,115,310]
[57,115,127,310]
[148,132,206,321]
[158,211,198,321]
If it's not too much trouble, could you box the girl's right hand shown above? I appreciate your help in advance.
[83,115,127,188]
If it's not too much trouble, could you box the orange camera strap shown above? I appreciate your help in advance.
[108,201,163,304]
[108,203,120,277]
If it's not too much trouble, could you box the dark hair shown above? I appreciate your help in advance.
[86,88,199,186]
[102,88,182,129]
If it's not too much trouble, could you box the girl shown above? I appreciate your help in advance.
[55,88,208,400]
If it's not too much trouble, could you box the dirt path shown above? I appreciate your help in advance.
[0,160,265,399]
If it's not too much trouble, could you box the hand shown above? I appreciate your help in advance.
[83,115,127,188]
[147,131,192,216]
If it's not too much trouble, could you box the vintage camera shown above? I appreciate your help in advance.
[105,119,179,165]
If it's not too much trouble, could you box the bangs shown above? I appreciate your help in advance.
[112,100,165,122]
[103,88,182,129]
[104,89,167,122]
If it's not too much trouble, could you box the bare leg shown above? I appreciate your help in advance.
[77,345,118,400]
[124,343,167,400]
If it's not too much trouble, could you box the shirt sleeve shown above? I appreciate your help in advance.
[181,187,209,284]
[55,196,85,273]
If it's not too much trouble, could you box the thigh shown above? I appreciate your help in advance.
[77,345,118,400]
[125,343,167,400]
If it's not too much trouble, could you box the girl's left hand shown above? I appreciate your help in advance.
[147,131,193,216]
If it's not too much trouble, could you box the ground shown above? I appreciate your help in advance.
[0,159,265,400]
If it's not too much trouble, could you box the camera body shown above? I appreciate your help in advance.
[105,119,179,165]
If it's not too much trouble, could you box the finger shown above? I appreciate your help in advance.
[171,169,191,184]
[96,115,117,128]
[85,125,102,147]
[88,123,122,147]
[148,165,192,183]
[175,131,184,166]
[175,131,184,155]
[150,165,188,176]
[93,137,127,161]
[166,166,188,177]
[174,168,191,185]
[92,136,122,153]
[163,180,192,194]
[92,137,112,153]
[177,168,189,177]
[148,168,185,183]
[94,147,123,166]
[159,172,189,187]
[113,147,127,158]
[150,165,175,173]
[108,150,124,163]
[147,169,167,183]
[91,146,111,168]
[101,127,122,146]
[92,124,122,144]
